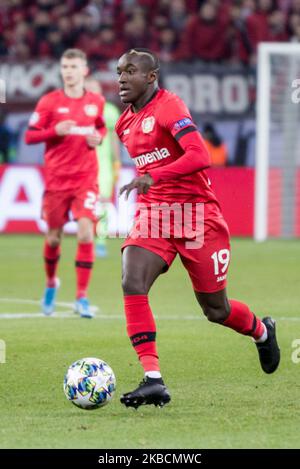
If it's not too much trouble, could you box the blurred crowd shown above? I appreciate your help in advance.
[0,0,300,66]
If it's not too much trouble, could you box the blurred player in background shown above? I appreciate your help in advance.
[25,49,106,318]
[85,77,122,258]
[116,48,280,409]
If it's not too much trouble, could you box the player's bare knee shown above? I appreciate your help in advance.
[202,305,229,324]
[77,218,94,244]
[122,275,147,295]
[77,233,93,244]
[46,233,61,248]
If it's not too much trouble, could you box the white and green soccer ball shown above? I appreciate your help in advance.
[63,357,116,410]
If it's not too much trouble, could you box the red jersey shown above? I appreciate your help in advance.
[115,89,219,205]
[25,89,106,191]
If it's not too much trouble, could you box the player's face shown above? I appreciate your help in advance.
[117,54,153,104]
[60,58,88,87]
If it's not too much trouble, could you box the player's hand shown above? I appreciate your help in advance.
[55,120,76,136]
[86,131,102,148]
[119,174,154,199]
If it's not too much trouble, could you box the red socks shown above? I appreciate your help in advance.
[124,295,160,372]
[123,295,264,373]
[44,241,60,287]
[75,242,94,299]
[44,241,94,298]
[223,299,265,340]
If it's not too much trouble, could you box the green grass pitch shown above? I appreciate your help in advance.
[0,234,299,449]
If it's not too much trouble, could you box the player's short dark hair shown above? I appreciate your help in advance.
[61,49,87,62]
[126,48,160,73]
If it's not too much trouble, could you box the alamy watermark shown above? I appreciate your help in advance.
[96,202,205,249]
[291,339,300,364]
[291,79,300,103]
[0,79,6,103]
[0,340,6,363]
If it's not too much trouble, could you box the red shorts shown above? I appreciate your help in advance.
[122,202,231,293]
[42,185,99,229]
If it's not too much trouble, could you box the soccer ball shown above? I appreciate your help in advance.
[63,357,116,410]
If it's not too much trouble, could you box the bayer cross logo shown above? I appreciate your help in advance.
[0,79,6,103]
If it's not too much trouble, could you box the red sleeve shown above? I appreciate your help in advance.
[148,131,210,183]
[95,115,107,139]
[148,96,210,183]
[25,127,57,144]
[98,123,107,140]
[25,95,57,144]
[95,95,107,139]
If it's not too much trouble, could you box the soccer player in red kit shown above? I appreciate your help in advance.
[116,49,280,408]
[25,49,106,318]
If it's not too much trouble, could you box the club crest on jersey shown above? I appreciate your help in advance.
[142,116,155,133]
[84,104,98,117]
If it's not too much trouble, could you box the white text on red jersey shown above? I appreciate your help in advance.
[133,147,170,168]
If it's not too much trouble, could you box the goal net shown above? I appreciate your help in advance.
[255,43,300,241]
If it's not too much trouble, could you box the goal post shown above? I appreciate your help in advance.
[255,42,300,241]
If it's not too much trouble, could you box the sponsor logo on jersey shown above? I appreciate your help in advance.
[133,147,170,167]
[29,112,39,125]
[69,125,95,136]
[57,107,69,113]
[123,129,130,135]
[142,116,155,133]
[84,104,98,117]
[173,117,193,131]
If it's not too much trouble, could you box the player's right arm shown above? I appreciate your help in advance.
[24,95,75,144]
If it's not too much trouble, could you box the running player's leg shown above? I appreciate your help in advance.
[44,228,63,286]
[42,228,63,315]
[177,205,280,374]
[121,245,171,408]
[72,187,98,318]
[75,216,95,318]
[195,289,280,374]
[41,191,68,315]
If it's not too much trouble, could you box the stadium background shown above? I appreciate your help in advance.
[1,0,300,237]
